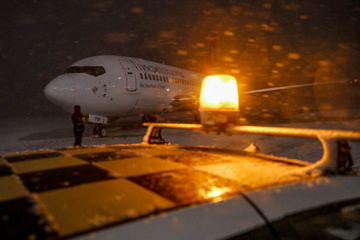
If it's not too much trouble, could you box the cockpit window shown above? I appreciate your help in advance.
[63,66,105,76]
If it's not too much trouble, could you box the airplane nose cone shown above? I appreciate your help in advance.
[44,75,76,112]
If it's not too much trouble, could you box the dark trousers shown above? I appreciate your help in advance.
[74,129,83,147]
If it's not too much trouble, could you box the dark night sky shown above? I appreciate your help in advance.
[1,0,359,117]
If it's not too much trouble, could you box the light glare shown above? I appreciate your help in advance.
[200,75,239,111]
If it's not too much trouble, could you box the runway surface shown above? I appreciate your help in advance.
[1,109,360,171]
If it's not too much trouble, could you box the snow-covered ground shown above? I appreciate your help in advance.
[1,110,360,170]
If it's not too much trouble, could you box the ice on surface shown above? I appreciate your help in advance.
[1,113,360,167]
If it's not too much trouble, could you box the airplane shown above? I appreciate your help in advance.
[44,55,204,137]
[44,52,357,138]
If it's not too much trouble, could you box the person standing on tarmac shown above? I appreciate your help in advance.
[72,105,85,147]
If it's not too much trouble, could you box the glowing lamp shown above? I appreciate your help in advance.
[199,75,239,129]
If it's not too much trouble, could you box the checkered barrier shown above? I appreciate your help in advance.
[0,144,305,239]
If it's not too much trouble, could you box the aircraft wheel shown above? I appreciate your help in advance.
[93,125,106,137]
[100,127,107,137]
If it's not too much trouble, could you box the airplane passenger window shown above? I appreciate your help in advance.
[63,66,105,76]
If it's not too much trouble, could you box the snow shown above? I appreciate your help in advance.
[1,111,360,171]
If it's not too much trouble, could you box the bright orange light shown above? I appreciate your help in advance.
[200,186,231,199]
[199,75,239,112]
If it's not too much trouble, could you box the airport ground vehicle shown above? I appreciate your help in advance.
[1,121,360,240]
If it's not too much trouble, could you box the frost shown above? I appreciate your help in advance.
[89,214,115,228]
[27,194,58,234]
[124,209,138,219]
[243,143,261,153]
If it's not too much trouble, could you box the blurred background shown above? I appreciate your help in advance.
[1,0,359,121]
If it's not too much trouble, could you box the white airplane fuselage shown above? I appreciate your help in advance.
[45,56,204,119]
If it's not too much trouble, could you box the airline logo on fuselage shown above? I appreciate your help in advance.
[132,60,184,78]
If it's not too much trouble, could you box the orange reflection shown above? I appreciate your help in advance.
[200,186,231,199]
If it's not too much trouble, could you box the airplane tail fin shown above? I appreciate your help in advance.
[202,32,217,75]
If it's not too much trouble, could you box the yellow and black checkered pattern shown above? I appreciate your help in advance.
[0,144,306,239]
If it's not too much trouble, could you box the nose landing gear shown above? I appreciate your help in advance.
[142,114,157,123]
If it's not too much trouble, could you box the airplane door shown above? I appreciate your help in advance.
[118,60,137,91]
